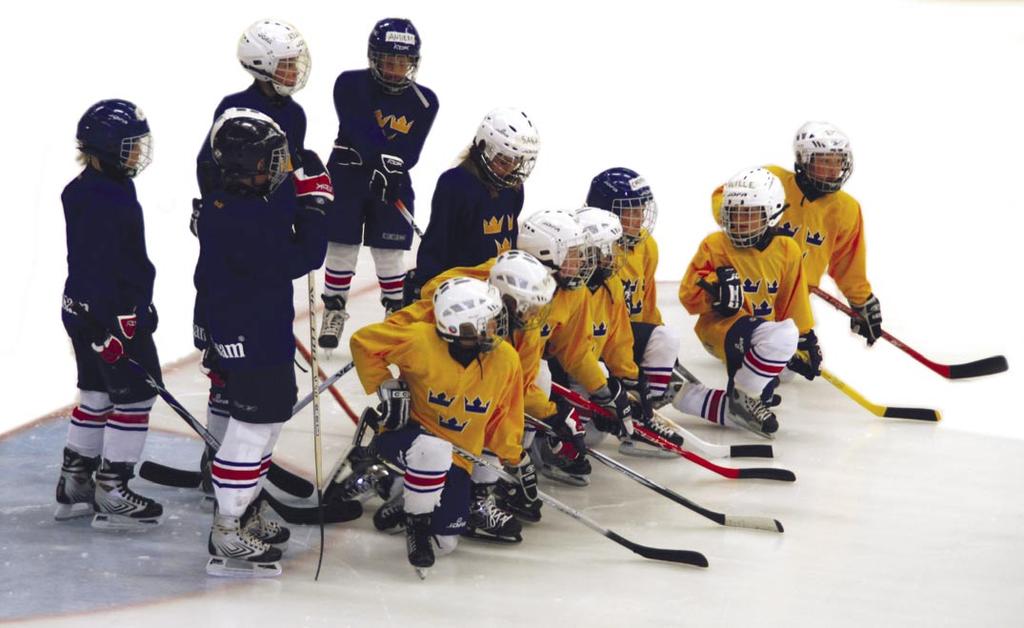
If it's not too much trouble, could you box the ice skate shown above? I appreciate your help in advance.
[373,492,406,534]
[532,437,591,487]
[206,511,282,578]
[318,295,349,350]
[91,460,164,531]
[54,447,99,521]
[241,497,290,551]
[619,413,682,459]
[463,483,523,543]
[405,512,434,579]
[325,450,395,504]
[727,386,779,440]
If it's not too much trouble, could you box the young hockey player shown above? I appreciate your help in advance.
[56,99,163,530]
[712,122,881,345]
[191,18,324,500]
[198,108,330,576]
[408,107,540,297]
[586,167,682,408]
[350,277,525,577]
[319,17,439,346]
[677,167,818,438]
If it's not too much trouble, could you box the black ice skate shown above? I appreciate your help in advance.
[325,448,395,504]
[318,295,349,349]
[620,414,683,459]
[91,459,163,531]
[405,512,435,579]
[532,437,591,487]
[373,493,406,534]
[55,447,99,521]
[206,511,282,578]
[241,496,290,551]
[727,386,779,440]
[463,483,523,543]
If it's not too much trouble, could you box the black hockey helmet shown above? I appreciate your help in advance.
[209,107,290,195]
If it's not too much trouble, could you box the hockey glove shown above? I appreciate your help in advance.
[590,377,634,437]
[200,346,227,388]
[544,398,587,457]
[850,293,883,346]
[369,154,406,205]
[377,378,412,431]
[621,375,653,421]
[710,266,744,316]
[293,149,334,215]
[402,269,422,307]
[92,335,125,365]
[116,312,138,340]
[189,198,202,238]
[787,329,823,381]
[329,144,363,167]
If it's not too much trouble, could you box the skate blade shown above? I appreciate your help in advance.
[91,513,163,532]
[206,556,282,578]
[618,440,678,459]
[538,465,589,487]
[460,529,523,544]
[414,566,429,580]
[54,502,94,521]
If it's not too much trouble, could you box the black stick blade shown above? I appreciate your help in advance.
[729,444,774,458]
[267,464,315,498]
[948,355,1009,379]
[883,407,942,422]
[262,491,363,525]
[607,531,709,567]
[735,467,797,482]
[139,461,201,488]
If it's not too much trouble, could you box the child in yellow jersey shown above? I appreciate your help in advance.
[676,168,820,439]
[586,167,683,407]
[711,122,882,345]
[350,277,525,576]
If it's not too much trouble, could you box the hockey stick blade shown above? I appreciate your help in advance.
[267,465,315,498]
[607,531,709,567]
[729,444,775,458]
[139,461,201,488]
[261,490,362,525]
[734,467,797,482]
[882,406,942,422]
[948,355,1009,379]
[724,515,785,533]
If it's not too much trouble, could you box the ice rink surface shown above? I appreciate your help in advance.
[3,0,1024,625]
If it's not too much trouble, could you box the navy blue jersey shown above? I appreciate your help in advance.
[332,69,437,191]
[61,167,156,333]
[196,192,327,367]
[414,163,524,285]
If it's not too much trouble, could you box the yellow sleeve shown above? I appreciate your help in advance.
[601,283,640,379]
[548,290,607,393]
[484,350,525,466]
[773,240,815,334]
[350,322,410,394]
[679,237,717,316]
[828,197,873,304]
[641,238,663,325]
[517,329,556,419]
[711,183,725,226]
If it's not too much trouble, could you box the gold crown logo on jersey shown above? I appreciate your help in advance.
[493,238,512,255]
[374,109,414,135]
[805,231,825,247]
[464,397,491,414]
[742,278,761,293]
[593,322,608,337]
[482,215,504,235]
[428,390,454,408]
[753,300,773,317]
[437,415,469,432]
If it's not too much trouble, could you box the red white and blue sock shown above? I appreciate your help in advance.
[66,390,112,457]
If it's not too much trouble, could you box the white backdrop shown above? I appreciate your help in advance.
[2,0,1020,436]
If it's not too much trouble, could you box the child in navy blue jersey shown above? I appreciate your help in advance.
[197,108,330,577]
[409,107,541,300]
[318,17,439,349]
[56,99,164,531]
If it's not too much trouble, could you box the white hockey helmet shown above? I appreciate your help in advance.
[433,277,506,352]
[793,121,853,193]
[720,167,787,249]
[488,250,557,331]
[517,209,594,290]
[237,19,311,97]
[473,108,540,188]
[575,206,624,275]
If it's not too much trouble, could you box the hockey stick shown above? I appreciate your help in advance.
[820,368,941,422]
[450,442,709,567]
[395,199,425,239]
[292,361,356,417]
[294,337,360,423]
[306,272,327,580]
[810,286,1008,379]
[524,416,782,533]
[552,383,796,482]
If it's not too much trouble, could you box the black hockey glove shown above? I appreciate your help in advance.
[590,377,634,437]
[293,149,334,216]
[850,293,883,346]
[710,266,744,316]
[621,375,653,421]
[787,329,823,381]
[543,398,587,456]
[377,378,412,431]
[369,154,407,205]
[189,198,202,238]
[329,144,363,167]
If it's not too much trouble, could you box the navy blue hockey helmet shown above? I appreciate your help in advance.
[209,107,290,196]
[76,99,152,177]
[367,18,420,93]
[585,167,658,248]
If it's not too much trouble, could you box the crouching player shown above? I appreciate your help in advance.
[675,168,819,438]
[197,108,330,576]
[350,277,525,577]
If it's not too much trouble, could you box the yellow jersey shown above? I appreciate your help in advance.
[711,165,873,304]
[350,321,524,472]
[587,276,639,379]
[540,287,606,394]
[615,231,663,325]
[679,231,813,360]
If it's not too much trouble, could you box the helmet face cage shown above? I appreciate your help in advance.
[369,51,419,93]
[118,132,153,177]
[442,308,507,353]
[722,203,770,248]
[478,143,536,189]
[797,149,853,194]
[612,194,657,247]
[270,49,311,96]
[557,243,597,290]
